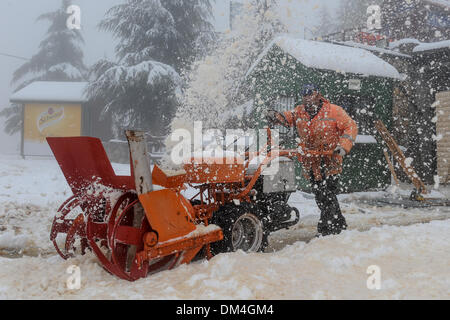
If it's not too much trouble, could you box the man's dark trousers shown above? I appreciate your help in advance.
[310,174,348,237]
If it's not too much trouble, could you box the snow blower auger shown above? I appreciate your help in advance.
[47,133,223,281]
[47,128,331,281]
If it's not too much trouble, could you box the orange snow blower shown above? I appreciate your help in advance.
[48,129,331,281]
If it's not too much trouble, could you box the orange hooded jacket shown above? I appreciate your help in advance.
[279,99,358,181]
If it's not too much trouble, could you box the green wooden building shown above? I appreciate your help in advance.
[246,35,403,192]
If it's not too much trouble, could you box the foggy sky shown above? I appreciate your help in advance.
[0,0,339,154]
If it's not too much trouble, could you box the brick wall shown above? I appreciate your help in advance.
[436,91,450,183]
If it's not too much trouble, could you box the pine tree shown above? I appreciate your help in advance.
[87,0,215,137]
[99,0,214,72]
[87,59,182,137]
[0,0,87,135]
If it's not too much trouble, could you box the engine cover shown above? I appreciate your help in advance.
[263,158,297,193]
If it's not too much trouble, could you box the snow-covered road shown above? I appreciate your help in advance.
[0,157,449,299]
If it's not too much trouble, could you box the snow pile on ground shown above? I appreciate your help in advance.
[0,156,449,299]
[266,189,450,250]
[248,35,402,79]
[0,220,448,300]
[0,157,129,257]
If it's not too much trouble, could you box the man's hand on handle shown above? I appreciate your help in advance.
[266,110,292,128]
[266,110,282,126]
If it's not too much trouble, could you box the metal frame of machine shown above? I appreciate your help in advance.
[47,129,331,281]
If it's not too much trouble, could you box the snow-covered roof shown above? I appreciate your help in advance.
[338,41,412,58]
[388,38,450,53]
[10,81,89,103]
[389,38,423,50]
[247,35,402,80]
[413,40,450,52]
[424,0,450,8]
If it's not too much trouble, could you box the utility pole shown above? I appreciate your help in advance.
[229,0,232,31]
[0,52,29,61]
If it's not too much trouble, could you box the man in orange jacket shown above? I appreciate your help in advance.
[267,84,358,237]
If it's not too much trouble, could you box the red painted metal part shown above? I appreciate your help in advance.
[47,137,211,281]
[47,137,134,195]
[50,196,85,260]
[109,197,150,281]
[47,137,138,279]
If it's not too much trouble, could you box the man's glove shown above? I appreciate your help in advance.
[266,110,281,126]
[333,146,347,157]
[266,110,290,127]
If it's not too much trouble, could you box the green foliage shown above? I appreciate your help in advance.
[89,0,216,138]
[0,104,23,135]
[87,59,181,136]
[1,0,87,135]
[13,0,86,85]
[99,0,215,72]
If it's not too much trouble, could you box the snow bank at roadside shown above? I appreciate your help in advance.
[0,157,130,256]
[0,220,449,300]
[0,157,449,299]
[0,157,131,207]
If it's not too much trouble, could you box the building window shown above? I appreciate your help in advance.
[273,96,297,134]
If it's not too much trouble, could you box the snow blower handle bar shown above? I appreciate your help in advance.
[265,127,334,157]
[237,148,334,200]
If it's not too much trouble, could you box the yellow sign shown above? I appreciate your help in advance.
[24,103,82,155]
